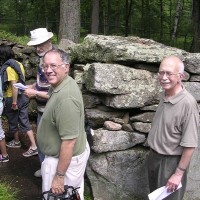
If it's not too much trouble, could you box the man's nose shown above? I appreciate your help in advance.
[45,66,53,73]
[162,72,168,79]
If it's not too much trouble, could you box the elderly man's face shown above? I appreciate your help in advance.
[43,52,69,88]
[158,58,183,94]
[34,40,52,57]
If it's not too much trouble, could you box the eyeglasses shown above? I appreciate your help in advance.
[42,63,66,71]
[157,71,180,78]
[34,41,47,49]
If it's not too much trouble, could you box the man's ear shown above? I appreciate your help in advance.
[180,73,184,79]
[64,64,70,73]
[179,73,185,82]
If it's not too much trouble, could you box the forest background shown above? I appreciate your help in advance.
[0,0,200,53]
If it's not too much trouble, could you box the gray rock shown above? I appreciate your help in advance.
[103,121,122,131]
[122,123,134,132]
[84,62,161,108]
[74,70,84,84]
[130,112,155,123]
[184,82,200,101]
[184,53,200,74]
[82,94,101,109]
[92,128,146,153]
[140,104,158,111]
[72,34,186,64]
[87,148,149,200]
[110,117,125,125]
[189,75,200,82]
[132,122,151,134]
[85,108,125,129]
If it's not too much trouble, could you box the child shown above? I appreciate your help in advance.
[0,45,38,157]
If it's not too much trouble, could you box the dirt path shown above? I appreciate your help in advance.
[0,144,42,200]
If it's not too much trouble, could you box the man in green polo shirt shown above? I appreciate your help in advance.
[147,55,199,200]
[37,49,90,200]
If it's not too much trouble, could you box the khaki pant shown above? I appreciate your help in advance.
[147,149,187,200]
[41,142,90,200]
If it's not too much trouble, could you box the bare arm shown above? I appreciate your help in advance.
[51,139,76,194]
[24,88,49,99]
[166,147,195,192]
[26,82,36,89]
[11,80,18,105]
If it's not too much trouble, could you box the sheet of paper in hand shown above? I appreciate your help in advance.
[13,83,28,90]
[148,183,182,200]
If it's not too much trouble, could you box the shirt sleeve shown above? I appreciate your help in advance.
[6,67,18,81]
[180,107,199,148]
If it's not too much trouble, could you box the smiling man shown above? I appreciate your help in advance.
[37,49,90,200]
[25,28,54,177]
[147,56,199,200]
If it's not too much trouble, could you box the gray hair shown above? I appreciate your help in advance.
[178,61,184,73]
[43,48,70,64]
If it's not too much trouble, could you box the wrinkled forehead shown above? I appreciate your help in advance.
[159,58,179,72]
[43,52,62,63]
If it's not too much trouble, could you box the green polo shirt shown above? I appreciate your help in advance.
[37,75,86,157]
[148,87,199,155]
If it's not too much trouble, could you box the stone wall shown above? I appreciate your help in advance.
[1,35,200,200]
[70,35,200,200]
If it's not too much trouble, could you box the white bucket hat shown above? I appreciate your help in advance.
[27,28,53,46]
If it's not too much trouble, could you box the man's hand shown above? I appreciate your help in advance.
[24,88,37,98]
[11,103,18,111]
[51,175,65,194]
[166,171,183,192]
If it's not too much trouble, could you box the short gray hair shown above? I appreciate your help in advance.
[178,61,184,73]
[43,48,70,64]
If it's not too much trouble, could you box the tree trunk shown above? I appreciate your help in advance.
[59,0,80,43]
[146,0,150,38]
[91,0,99,34]
[141,0,144,37]
[159,0,163,42]
[192,0,200,52]
[125,0,133,37]
[107,0,111,35]
[44,0,48,28]
[172,0,182,40]
[169,0,172,41]
[103,3,108,35]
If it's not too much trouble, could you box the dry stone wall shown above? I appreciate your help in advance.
[1,35,200,200]
[71,35,200,200]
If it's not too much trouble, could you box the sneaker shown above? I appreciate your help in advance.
[22,147,38,157]
[0,154,9,162]
[34,169,42,178]
[6,140,21,148]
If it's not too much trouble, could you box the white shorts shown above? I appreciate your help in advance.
[41,142,90,200]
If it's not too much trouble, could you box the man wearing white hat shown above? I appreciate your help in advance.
[24,28,54,177]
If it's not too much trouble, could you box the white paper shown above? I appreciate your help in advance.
[13,83,28,90]
[148,183,182,200]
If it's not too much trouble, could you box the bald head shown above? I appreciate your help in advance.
[160,56,184,74]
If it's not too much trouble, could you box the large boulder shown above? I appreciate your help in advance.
[87,148,149,200]
[84,63,161,108]
[71,34,186,65]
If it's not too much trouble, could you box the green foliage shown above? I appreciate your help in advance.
[0,30,58,46]
[0,182,19,200]
[0,0,195,51]
[0,30,29,45]
[84,190,93,200]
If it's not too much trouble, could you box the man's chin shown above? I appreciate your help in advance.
[37,52,45,57]
[161,85,171,90]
